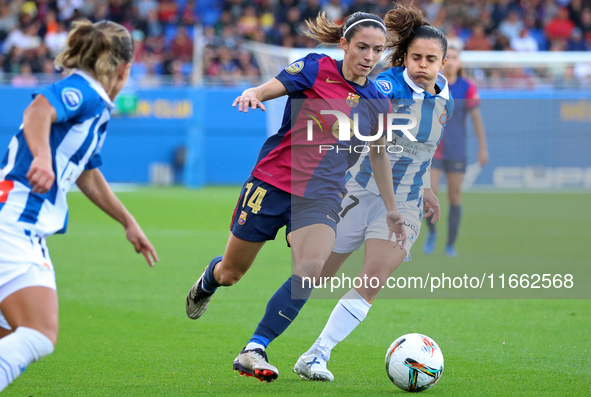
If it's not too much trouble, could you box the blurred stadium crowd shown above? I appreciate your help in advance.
[0,0,590,87]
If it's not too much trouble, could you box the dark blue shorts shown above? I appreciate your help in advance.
[230,175,341,243]
[431,158,466,173]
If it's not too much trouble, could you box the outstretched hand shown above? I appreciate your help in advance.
[232,89,266,112]
[478,146,489,166]
[423,188,440,223]
[386,210,407,249]
[125,220,158,267]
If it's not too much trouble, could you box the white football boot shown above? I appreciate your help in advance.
[293,349,334,381]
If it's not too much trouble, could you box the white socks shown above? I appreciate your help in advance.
[0,326,54,391]
[308,288,371,359]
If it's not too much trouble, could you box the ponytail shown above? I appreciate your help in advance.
[54,19,133,87]
[384,5,447,67]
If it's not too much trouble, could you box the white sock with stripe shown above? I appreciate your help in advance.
[0,326,54,391]
[307,288,371,359]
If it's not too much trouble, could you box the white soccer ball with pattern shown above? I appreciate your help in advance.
[385,333,444,392]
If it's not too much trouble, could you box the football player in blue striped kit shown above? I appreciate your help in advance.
[0,20,158,391]
[294,5,453,381]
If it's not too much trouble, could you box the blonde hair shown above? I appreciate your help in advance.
[304,12,386,45]
[54,19,133,87]
[385,4,447,67]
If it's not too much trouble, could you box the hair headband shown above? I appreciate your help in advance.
[342,18,386,38]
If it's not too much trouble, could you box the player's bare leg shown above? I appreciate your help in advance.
[235,224,336,383]
[186,233,264,319]
[296,238,406,381]
[215,233,266,286]
[356,238,407,303]
[0,287,57,391]
[0,327,12,339]
[319,251,352,280]
[290,223,336,280]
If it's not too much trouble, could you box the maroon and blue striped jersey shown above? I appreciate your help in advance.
[251,53,392,203]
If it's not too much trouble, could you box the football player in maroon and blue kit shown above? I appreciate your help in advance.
[423,45,489,257]
[185,12,407,383]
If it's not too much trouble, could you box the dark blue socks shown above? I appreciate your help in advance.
[250,275,313,348]
[201,255,223,293]
[447,205,462,248]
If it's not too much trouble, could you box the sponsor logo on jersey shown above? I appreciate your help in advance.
[346,92,360,107]
[238,210,247,225]
[285,61,304,75]
[376,80,392,94]
[61,88,83,111]
[326,77,341,84]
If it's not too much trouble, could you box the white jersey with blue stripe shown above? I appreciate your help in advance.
[0,70,114,236]
[348,67,454,202]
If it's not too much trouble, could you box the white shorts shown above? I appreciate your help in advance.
[0,223,57,330]
[333,179,422,262]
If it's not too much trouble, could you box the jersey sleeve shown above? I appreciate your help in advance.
[275,53,323,94]
[374,71,404,100]
[465,79,480,110]
[36,77,97,123]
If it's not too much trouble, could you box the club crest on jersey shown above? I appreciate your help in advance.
[61,88,83,111]
[376,80,392,94]
[285,61,304,75]
[346,92,360,107]
[439,109,447,125]
[238,211,247,225]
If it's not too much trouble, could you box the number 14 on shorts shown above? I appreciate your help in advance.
[243,182,267,214]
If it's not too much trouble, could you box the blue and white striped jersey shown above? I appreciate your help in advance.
[348,67,454,202]
[0,70,114,236]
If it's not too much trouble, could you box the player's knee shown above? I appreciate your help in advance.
[17,315,58,346]
[35,322,58,346]
[295,258,325,279]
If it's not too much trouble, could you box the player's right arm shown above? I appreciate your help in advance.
[22,95,57,194]
[234,54,323,113]
[233,78,288,113]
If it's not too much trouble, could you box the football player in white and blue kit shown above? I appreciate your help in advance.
[294,5,452,381]
[0,20,158,391]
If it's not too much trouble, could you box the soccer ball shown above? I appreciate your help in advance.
[385,333,444,392]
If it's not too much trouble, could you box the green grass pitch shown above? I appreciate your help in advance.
[4,187,590,396]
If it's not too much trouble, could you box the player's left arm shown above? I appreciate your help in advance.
[465,82,488,166]
[368,136,406,249]
[470,107,488,166]
[76,168,158,266]
[422,179,440,223]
